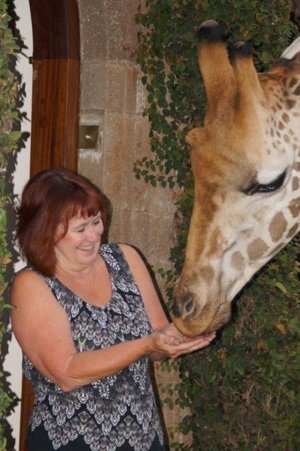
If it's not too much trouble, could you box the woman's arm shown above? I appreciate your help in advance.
[10,269,214,392]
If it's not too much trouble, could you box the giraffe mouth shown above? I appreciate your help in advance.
[172,292,232,337]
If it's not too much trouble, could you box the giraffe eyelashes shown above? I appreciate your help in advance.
[243,170,287,195]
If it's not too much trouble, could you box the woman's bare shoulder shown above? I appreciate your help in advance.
[10,268,51,306]
[12,267,45,286]
[118,243,145,263]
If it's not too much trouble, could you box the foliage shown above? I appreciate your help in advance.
[135,0,299,449]
[0,0,21,448]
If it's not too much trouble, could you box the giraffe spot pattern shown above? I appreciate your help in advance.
[247,238,269,260]
[288,197,300,218]
[230,251,245,270]
[278,121,284,130]
[269,212,288,242]
[282,112,290,123]
[292,176,299,191]
[286,99,296,109]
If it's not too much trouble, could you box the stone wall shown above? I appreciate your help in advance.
[77,0,188,447]
[77,0,175,272]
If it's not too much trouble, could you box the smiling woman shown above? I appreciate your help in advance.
[10,167,215,451]
[16,168,109,277]
[55,213,104,270]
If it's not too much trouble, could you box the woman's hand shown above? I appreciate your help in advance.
[148,322,216,360]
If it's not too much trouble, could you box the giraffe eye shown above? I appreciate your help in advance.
[244,170,287,195]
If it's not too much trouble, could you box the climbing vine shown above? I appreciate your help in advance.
[136,0,299,449]
[0,1,21,449]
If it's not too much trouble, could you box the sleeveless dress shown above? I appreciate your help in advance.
[24,243,165,451]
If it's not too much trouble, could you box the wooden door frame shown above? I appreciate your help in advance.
[19,1,80,449]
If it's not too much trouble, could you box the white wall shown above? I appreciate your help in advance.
[4,1,32,449]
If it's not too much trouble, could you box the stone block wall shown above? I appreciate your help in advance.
[77,0,175,270]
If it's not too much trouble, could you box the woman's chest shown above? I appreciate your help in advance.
[68,292,152,351]
[56,257,113,307]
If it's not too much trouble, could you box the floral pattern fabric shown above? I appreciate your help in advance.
[24,243,164,450]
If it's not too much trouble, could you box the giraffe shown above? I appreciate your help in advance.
[172,21,300,337]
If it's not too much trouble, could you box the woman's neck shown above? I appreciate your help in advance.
[55,257,100,280]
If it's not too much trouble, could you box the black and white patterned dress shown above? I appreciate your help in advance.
[24,243,165,451]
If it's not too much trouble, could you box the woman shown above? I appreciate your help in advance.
[10,168,215,451]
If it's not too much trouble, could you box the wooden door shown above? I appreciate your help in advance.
[19,1,80,449]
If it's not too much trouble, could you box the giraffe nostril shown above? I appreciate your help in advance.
[172,294,196,318]
[172,302,181,318]
[183,299,195,315]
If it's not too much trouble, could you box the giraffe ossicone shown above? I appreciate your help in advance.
[172,21,300,337]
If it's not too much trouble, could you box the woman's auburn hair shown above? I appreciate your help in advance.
[16,167,111,276]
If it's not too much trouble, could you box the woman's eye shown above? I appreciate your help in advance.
[244,170,286,195]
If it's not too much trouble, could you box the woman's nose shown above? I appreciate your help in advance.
[87,227,101,241]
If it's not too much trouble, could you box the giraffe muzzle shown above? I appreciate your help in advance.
[172,285,232,337]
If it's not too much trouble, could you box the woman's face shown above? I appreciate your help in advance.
[54,212,104,271]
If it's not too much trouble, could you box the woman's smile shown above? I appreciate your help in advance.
[55,213,104,270]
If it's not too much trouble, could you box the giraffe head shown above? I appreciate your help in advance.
[172,21,300,337]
